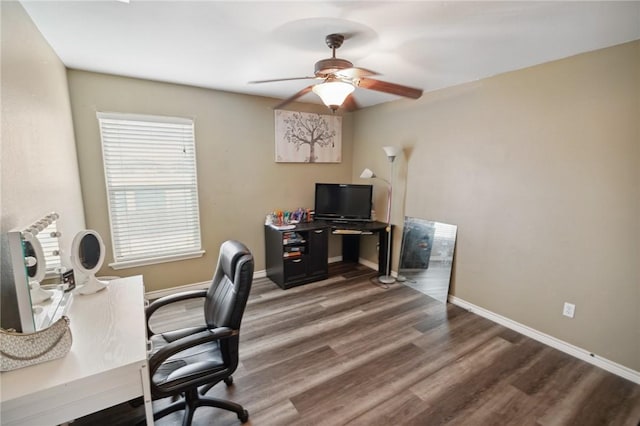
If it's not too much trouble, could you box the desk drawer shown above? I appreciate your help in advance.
[284,256,307,282]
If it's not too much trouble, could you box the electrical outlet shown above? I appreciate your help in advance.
[563,302,576,318]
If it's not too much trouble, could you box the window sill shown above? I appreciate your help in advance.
[109,250,205,270]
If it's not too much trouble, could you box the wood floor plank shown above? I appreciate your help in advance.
[536,367,615,426]
[406,338,547,424]
[242,399,300,425]
[289,343,428,423]
[560,372,640,426]
[72,262,640,426]
[510,347,576,395]
[408,336,515,400]
[343,390,429,426]
[460,351,590,426]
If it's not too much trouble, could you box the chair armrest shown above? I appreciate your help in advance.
[148,327,238,374]
[146,289,207,336]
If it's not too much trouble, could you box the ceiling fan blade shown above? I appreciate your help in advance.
[342,94,359,112]
[357,77,423,99]
[249,76,317,84]
[335,67,378,79]
[273,85,314,110]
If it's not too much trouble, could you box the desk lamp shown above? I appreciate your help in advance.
[360,145,401,284]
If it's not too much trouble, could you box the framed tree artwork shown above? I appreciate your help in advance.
[274,110,342,163]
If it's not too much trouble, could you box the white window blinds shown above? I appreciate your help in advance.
[97,112,203,268]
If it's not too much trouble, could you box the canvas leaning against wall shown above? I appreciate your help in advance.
[274,110,342,163]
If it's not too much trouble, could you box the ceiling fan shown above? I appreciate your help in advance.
[250,33,423,112]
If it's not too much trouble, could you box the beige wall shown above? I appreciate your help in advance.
[4,1,638,372]
[1,1,85,252]
[353,41,640,371]
[66,70,354,292]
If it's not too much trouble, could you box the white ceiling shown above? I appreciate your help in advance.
[21,1,640,109]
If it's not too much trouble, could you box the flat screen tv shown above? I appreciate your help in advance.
[314,183,373,222]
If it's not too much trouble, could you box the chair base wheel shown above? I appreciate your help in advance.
[224,376,234,386]
[239,409,249,423]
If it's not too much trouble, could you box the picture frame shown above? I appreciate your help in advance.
[274,110,342,163]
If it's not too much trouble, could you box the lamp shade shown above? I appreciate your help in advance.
[382,146,401,160]
[312,81,355,111]
[360,168,375,179]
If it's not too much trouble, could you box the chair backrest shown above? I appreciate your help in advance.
[204,240,254,331]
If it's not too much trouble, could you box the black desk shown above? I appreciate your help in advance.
[315,220,392,275]
[265,221,392,289]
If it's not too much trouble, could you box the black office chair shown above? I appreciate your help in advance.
[145,240,254,425]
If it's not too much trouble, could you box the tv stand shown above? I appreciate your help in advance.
[264,221,392,289]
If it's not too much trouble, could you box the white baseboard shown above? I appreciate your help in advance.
[358,258,378,271]
[357,258,400,278]
[145,269,267,300]
[448,295,640,385]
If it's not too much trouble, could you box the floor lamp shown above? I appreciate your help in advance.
[360,146,400,284]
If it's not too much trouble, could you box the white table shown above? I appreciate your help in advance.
[0,276,154,425]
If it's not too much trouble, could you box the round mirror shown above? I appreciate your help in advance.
[71,230,107,295]
[78,233,102,271]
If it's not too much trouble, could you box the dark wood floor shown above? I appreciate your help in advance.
[75,263,640,426]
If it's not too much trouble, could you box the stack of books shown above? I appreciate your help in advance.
[283,244,305,259]
[282,232,305,245]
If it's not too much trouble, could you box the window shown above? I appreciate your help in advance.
[97,112,203,269]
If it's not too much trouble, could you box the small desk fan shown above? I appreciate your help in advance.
[70,230,108,295]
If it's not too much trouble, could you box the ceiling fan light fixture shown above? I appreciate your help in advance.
[312,80,354,111]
